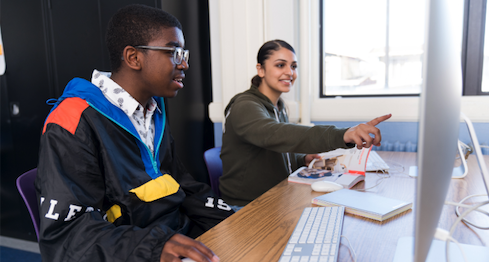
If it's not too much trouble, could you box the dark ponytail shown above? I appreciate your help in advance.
[251,39,295,87]
[251,75,262,87]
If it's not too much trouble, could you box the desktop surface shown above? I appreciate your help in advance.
[196,152,489,262]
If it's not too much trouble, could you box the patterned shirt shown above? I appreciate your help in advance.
[91,69,159,154]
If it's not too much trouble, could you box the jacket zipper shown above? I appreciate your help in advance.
[273,107,293,174]
[89,103,160,175]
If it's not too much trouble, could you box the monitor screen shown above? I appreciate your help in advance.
[392,2,489,260]
[413,0,463,260]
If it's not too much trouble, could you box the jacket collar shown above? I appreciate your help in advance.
[225,84,285,114]
[47,78,166,139]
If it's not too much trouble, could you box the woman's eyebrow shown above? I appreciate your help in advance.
[274,59,297,63]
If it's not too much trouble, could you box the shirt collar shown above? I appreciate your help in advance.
[91,69,161,116]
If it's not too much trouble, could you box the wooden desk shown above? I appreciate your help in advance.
[197,152,489,262]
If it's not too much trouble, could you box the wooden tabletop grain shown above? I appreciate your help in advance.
[196,152,489,262]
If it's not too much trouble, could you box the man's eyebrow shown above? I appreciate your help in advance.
[166,41,182,47]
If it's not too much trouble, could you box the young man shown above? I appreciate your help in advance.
[35,5,232,262]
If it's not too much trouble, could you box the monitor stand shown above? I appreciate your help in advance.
[392,236,489,262]
[409,140,468,179]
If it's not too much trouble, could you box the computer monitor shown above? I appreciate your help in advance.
[462,112,489,194]
[413,0,463,260]
[396,0,463,261]
[393,0,489,261]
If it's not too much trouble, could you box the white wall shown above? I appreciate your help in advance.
[208,0,489,124]
[208,0,301,123]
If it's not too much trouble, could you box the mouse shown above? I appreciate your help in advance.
[311,181,343,192]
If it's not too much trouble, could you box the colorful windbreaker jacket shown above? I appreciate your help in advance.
[35,78,233,262]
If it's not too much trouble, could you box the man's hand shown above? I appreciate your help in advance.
[343,114,392,149]
[160,234,220,262]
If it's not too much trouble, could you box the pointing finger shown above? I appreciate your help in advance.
[367,114,392,126]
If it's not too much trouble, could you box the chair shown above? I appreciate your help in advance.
[16,168,40,241]
[203,147,223,196]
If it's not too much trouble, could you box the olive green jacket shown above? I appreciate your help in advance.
[219,85,353,206]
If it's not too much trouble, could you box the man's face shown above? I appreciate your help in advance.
[139,27,189,98]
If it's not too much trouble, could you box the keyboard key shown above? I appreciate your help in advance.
[312,244,321,255]
[280,256,291,262]
[284,244,295,256]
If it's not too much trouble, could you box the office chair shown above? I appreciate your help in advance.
[203,147,223,196]
[16,168,40,241]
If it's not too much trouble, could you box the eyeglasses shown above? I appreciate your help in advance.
[135,45,189,65]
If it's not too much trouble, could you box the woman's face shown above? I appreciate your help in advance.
[257,47,297,94]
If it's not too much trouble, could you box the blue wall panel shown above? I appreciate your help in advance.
[214,121,489,155]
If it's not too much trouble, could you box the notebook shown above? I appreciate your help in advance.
[312,189,412,221]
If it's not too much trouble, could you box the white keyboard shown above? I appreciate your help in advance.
[279,206,345,262]
[366,151,390,172]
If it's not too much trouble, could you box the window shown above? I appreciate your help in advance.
[480,1,489,93]
[321,0,484,97]
[463,0,489,95]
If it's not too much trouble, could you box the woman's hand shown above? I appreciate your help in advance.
[305,154,321,167]
[343,114,392,149]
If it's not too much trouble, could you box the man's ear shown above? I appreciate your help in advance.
[121,46,142,70]
[256,63,265,78]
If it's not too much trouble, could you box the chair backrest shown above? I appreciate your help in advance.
[203,147,223,196]
[16,168,40,241]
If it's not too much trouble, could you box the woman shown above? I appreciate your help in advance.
[219,40,390,211]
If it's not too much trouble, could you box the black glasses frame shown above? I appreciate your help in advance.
[135,45,189,65]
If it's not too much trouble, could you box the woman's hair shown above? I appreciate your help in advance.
[251,39,295,87]
[106,4,182,72]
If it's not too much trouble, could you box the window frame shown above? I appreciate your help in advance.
[463,0,489,95]
[319,0,489,98]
